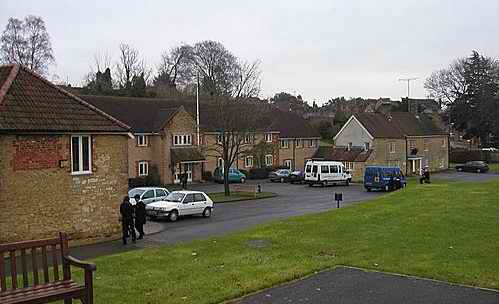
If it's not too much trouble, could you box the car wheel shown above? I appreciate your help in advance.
[457,167,462,172]
[345,179,350,186]
[385,185,390,192]
[240,177,246,183]
[168,210,179,222]
[477,169,481,173]
[280,177,285,183]
[202,207,212,218]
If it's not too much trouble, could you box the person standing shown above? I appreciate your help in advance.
[120,196,136,245]
[420,166,431,184]
[134,197,147,240]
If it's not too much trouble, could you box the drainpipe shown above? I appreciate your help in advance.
[292,138,296,171]
[405,136,409,176]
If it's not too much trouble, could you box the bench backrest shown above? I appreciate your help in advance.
[232,184,257,195]
[0,232,70,293]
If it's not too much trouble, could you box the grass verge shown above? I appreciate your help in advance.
[69,178,499,303]
[208,191,276,203]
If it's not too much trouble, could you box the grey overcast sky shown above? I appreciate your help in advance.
[2,0,499,104]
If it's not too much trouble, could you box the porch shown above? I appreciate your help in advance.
[171,147,206,184]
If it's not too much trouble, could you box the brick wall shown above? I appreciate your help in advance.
[0,134,129,244]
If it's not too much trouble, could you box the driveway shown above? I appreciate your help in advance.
[232,267,499,304]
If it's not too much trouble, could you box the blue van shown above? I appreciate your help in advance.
[364,166,406,192]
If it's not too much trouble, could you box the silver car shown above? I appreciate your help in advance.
[128,187,170,205]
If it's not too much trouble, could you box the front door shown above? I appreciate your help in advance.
[174,163,193,184]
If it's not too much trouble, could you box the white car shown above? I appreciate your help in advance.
[145,191,214,222]
[128,187,170,205]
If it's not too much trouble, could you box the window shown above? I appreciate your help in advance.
[217,133,223,144]
[321,165,329,173]
[194,193,206,202]
[424,139,430,151]
[280,139,289,149]
[388,142,396,154]
[265,154,273,166]
[71,135,91,174]
[244,133,253,144]
[295,139,302,148]
[344,162,354,171]
[174,134,192,146]
[217,158,224,168]
[283,159,292,168]
[308,139,315,148]
[137,135,148,147]
[265,133,273,143]
[138,161,149,176]
[364,142,370,151]
[156,189,168,197]
[245,156,253,168]
[142,190,154,200]
[330,165,339,173]
[305,165,312,173]
[183,194,195,203]
[348,142,353,150]
[409,140,416,150]
[312,165,318,173]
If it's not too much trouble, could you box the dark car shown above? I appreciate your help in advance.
[288,170,305,184]
[455,161,489,173]
[268,169,291,183]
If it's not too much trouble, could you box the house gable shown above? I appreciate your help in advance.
[334,115,374,147]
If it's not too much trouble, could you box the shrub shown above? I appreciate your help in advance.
[145,165,161,186]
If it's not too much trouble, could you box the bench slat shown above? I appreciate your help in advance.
[51,244,59,281]
[41,247,49,284]
[31,248,39,286]
[9,251,17,290]
[20,249,28,288]
[0,252,6,292]
[0,238,59,253]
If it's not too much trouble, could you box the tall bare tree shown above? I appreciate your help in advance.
[155,44,194,90]
[0,15,55,75]
[114,43,151,90]
[424,58,467,106]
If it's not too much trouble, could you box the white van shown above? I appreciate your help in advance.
[304,160,352,187]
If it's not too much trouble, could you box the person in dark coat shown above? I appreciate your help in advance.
[120,196,136,245]
[420,166,431,184]
[134,195,147,240]
[181,172,188,189]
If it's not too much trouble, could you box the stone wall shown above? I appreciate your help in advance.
[0,134,129,244]
[278,138,319,171]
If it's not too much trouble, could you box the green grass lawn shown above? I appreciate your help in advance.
[208,191,276,203]
[488,163,499,173]
[68,178,499,303]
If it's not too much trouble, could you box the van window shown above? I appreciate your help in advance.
[321,165,329,173]
[330,165,339,173]
[312,165,318,173]
[305,165,311,173]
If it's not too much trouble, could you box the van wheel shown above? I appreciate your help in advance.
[240,177,246,183]
[202,207,212,218]
[366,187,371,192]
[385,185,390,192]
[476,169,481,173]
[280,177,285,183]
[345,179,350,186]
[168,210,179,222]
[308,183,313,187]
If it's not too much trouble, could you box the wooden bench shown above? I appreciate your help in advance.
[0,232,96,304]
[232,184,258,197]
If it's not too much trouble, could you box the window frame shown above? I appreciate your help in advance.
[295,139,301,148]
[138,161,149,176]
[280,139,289,149]
[71,135,92,175]
[174,134,192,146]
[265,133,273,143]
[283,159,292,169]
[245,156,254,168]
[137,135,148,147]
[265,154,273,167]
[389,142,396,154]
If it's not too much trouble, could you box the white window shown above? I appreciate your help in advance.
[265,154,273,167]
[217,157,224,168]
[364,142,370,151]
[344,162,354,171]
[217,133,223,144]
[409,140,416,150]
[71,135,92,174]
[283,159,292,168]
[295,139,301,147]
[174,134,192,146]
[245,156,253,168]
[308,139,315,148]
[138,161,149,176]
[265,133,272,143]
[137,135,148,147]
[389,142,396,154]
[280,139,289,149]
[348,142,353,150]
[424,139,430,151]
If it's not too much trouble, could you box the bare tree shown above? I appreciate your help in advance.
[114,43,151,89]
[155,44,194,89]
[0,15,55,75]
[424,58,467,106]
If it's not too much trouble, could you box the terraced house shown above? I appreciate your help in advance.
[83,96,320,184]
[0,65,131,244]
[315,112,448,181]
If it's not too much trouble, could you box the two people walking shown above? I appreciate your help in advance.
[120,195,147,245]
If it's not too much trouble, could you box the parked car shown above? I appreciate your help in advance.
[269,169,292,182]
[128,187,170,205]
[364,166,406,192]
[288,170,305,184]
[145,191,214,222]
[455,161,489,173]
[213,167,246,183]
[304,160,352,187]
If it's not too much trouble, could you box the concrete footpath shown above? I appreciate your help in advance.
[231,267,499,304]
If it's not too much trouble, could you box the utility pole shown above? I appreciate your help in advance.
[399,77,418,112]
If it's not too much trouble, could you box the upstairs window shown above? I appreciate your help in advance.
[174,134,192,146]
[71,135,92,174]
[137,135,148,147]
[295,139,302,148]
[388,142,396,154]
[265,154,273,166]
[138,161,149,176]
[308,139,316,148]
[280,139,289,149]
[245,156,253,168]
[217,133,223,144]
[283,159,292,168]
[265,133,273,143]
[244,133,253,144]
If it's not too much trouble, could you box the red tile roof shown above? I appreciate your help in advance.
[313,146,373,162]
[0,65,130,133]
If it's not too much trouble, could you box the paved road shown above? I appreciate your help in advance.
[232,267,499,304]
[72,171,498,260]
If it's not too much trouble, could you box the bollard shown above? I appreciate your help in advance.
[257,183,262,193]
[334,192,343,208]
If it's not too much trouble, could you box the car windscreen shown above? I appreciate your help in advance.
[312,165,318,173]
[165,192,185,202]
[128,189,145,198]
[305,165,311,173]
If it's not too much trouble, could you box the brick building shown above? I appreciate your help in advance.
[315,112,448,181]
[82,95,320,184]
[0,65,131,244]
